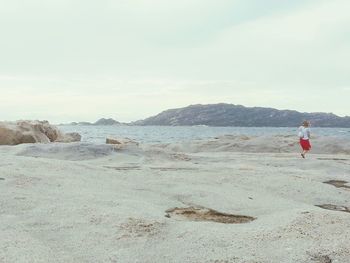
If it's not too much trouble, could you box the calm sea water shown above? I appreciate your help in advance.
[59,125,350,144]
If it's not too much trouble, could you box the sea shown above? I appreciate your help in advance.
[59,125,350,144]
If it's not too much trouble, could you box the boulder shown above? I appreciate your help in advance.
[0,126,23,145]
[56,132,82,143]
[106,138,122,145]
[17,120,60,142]
[106,137,139,149]
[0,120,81,145]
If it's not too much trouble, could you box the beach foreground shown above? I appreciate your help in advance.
[0,136,350,263]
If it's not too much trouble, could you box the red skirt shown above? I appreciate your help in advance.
[300,139,311,151]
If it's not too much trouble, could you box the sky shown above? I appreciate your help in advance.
[0,0,349,123]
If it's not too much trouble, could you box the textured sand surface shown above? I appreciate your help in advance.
[0,137,349,263]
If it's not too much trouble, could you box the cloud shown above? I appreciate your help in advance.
[0,0,349,121]
[190,0,350,85]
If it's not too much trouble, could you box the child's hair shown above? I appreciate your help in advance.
[302,120,310,127]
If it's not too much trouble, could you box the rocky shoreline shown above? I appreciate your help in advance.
[0,124,349,262]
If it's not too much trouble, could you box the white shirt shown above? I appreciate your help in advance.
[298,126,311,140]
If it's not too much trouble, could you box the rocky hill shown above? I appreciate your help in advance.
[133,104,350,127]
[93,118,121,126]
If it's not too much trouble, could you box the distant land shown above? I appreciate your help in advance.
[94,118,121,126]
[132,103,350,127]
[65,118,122,126]
[60,104,350,127]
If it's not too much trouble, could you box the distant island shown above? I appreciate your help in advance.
[65,118,122,126]
[133,103,350,127]
[93,118,121,126]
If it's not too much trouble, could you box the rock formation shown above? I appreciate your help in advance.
[56,132,82,143]
[106,138,122,145]
[0,120,81,145]
[106,137,139,149]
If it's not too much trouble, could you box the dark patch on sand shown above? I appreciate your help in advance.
[150,167,196,171]
[310,254,332,263]
[104,166,141,171]
[206,258,239,263]
[165,206,255,224]
[317,158,348,161]
[324,180,350,189]
[0,177,4,180]
[315,204,350,213]
[170,153,191,161]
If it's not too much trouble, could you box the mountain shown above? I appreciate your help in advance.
[93,118,121,126]
[133,103,350,127]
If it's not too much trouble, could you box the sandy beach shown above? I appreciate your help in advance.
[0,135,349,263]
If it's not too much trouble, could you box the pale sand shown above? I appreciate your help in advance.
[0,136,350,263]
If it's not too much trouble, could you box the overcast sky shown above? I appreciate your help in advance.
[1,0,349,123]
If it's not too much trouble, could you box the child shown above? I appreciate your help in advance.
[298,121,311,158]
